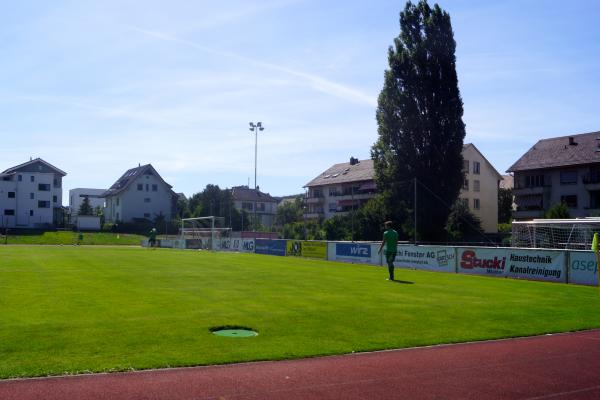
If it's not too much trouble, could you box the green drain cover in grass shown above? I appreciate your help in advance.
[211,327,258,337]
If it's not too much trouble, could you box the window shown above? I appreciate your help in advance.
[463,178,469,191]
[473,198,481,210]
[461,198,469,207]
[560,171,577,185]
[4,209,15,216]
[30,175,34,182]
[473,180,480,192]
[463,160,469,172]
[53,195,57,203]
[144,198,151,203]
[256,203,265,212]
[38,183,50,191]
[525,175,545,188]
[146,184,149,191]
[311,188,322,198]
[116,197,120,206]
[137,184,143,191]
[473,161,481,174]
[329,202,337,212]
[29,210,34,217]
[18,175,22,181]
[38,201,50,208]
[242,202,253,211]
[7,191,15,198]
[561,195,578,208]
[152,184,158,192]
[53,178,59,187]
[329,188,338,196]
[30,193,34,199]
[144,213,151,218]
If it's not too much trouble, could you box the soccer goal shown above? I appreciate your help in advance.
[511,218,600,250]
[180,216,231,250]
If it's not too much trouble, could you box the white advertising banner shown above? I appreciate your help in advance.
[457,247,566,283]
[218,238,255,253]
[394,245,456,273]
[327,242,382,265]
[568,251,599,286]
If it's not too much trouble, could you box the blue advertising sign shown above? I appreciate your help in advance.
[255,239,286,256]
[336,243,371,258]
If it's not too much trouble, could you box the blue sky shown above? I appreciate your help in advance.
[1,0,599,203]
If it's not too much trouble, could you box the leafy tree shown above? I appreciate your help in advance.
[372,0,466,242]
[78,196,93,216]
[545,202,570,219]
[188,185,249,231]
[445,200,483,242]
[275,197,304,227]
[498,188,513,224]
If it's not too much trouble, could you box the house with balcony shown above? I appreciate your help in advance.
[507,131,600,219]
[103,164,178,224]
[461,144,503,233]
[305,147,501,232]
[0,158,66,228]
[231,185,278,228]
[303,157,377,220]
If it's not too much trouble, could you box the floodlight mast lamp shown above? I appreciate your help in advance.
[249,122,264,190]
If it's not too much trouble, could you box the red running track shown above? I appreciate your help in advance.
[2,330,600,400]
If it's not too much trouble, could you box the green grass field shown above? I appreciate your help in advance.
[0,231,144,245]
[1,245,600,379]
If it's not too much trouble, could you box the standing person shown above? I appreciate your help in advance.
[148,227,157,248]
[378,221,399,281]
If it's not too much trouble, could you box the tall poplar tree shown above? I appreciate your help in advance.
[371,0,466,241]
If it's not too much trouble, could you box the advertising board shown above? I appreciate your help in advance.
[255,239,286,256]
[286,240,327,259]
[569,251,598,286]
[219,238,255,253]
[394,245,456,272]
[457,247,566,283]
[328,242,381,265]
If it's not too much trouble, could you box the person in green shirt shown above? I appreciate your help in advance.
[148,228,157,248]
[378,221,399,281]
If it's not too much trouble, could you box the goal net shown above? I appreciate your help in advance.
[511,218,600,250]
[180,217,230,250]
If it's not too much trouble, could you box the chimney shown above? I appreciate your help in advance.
[568,137,577,146]
[350,157,359,165]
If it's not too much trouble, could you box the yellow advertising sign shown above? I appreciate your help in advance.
[286,240,327,259]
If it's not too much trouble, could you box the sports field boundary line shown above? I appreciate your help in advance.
[3,328,599,383]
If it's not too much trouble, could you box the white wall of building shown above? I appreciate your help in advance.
[69,188,106,218]
[105,173,174,223]
[0,171,61,228]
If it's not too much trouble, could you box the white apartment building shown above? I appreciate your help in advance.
[69,188,106,221]
[0,158,66,228]
[103,164,177,223]
[460,144,503,233]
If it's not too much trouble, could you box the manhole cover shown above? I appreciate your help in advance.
[211,327,258,337]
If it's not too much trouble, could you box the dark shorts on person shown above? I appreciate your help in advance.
[385,251,397,264]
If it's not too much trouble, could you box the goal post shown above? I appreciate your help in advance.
[511,218,600,250]
[180,216,231,250]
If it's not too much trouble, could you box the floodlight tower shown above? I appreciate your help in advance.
[249,122,264,190]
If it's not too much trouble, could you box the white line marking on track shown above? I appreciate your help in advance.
[524,385,600,399]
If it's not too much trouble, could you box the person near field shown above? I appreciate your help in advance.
[378,221,399,281]
[148,228,157,248]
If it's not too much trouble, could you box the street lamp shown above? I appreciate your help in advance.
[249,122,265,231]
[249,122,264,190]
